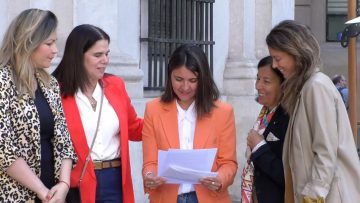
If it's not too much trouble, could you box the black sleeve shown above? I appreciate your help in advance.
[250,107,289,187]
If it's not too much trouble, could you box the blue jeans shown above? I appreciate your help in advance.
[95,167,123,203]
[177,192,198,203]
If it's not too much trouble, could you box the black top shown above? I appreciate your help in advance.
[251,105,289,203]
[34,87,56,190]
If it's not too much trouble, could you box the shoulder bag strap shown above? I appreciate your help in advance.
[78,88,105,184]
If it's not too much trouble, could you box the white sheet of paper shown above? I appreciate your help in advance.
[158,148,217,184]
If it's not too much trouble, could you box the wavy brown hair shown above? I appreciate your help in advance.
[266,20,321,115]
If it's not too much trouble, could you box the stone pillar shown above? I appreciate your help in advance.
[224,1,259,201]
[224,0,294,201]
[73,0,144,99]
[0,0,9,38]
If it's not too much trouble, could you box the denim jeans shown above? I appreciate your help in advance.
[95,167,123,203]
[177,191,198,203]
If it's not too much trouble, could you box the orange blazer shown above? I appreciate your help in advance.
[62,74,143,203]
[142,98,237,203]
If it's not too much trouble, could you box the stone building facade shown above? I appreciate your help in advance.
[2,1,336,202]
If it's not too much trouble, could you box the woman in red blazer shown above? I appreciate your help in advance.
[142,44,237,202]
[53,24,143,203]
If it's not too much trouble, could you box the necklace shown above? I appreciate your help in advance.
[86,96,97,111]
[84,83,99,111]
[90,100,97,111]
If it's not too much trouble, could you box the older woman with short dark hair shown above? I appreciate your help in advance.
[245,56,288,203]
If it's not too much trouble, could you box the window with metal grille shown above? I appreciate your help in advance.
[141,0,215,91]
[326,0,360,41]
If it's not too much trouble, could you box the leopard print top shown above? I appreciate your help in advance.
[0,66,76,202]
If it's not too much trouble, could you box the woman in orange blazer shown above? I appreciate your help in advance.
[53,24,143,203]
[142,44,237,203]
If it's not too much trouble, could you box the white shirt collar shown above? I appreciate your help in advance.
[176,100,196,123]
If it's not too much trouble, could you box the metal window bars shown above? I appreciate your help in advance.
[142,0,215,90]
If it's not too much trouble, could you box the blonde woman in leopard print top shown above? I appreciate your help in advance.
[0,9,76,203]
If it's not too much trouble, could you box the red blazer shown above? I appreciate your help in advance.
[62,74,143,203]
[142,98,237,203]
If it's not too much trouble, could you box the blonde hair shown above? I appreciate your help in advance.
[266,20,321,115]
[0,8,57,97]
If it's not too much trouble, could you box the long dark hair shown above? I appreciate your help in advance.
[161,44,219,118]
[53,24,110,97]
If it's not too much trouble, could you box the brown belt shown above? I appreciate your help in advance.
[93,159,121,170]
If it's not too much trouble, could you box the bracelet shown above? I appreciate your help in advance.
[145,171,153,177]
[58,180,70,189]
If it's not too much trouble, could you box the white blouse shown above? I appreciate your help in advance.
[176,100,196,194]
[75,82,120,161]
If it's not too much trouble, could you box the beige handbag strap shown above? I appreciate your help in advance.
[78,88,105,184]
